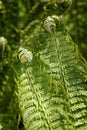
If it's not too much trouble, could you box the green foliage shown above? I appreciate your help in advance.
[0,0,87,129]
[64,0,87,59]
[14,14,87,129]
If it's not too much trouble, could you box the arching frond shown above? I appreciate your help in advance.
[15,47,73,130]
[15,12,87,129]
[41,16,87,129]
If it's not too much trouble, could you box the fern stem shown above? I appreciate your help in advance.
[53,32,68,93]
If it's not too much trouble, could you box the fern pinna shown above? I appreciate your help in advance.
[15,1,87,130]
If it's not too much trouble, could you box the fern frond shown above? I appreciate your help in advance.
[15,48,73,130]
[15,14,87,129]
[41,16,87,129]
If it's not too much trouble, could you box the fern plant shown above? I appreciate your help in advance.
[0,0,87,130]
[41,16,87,129]
[14,1,87,130]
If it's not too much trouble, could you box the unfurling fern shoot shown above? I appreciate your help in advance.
[44,16,56,33]
[43,15,61,33]
[18,47,33,63]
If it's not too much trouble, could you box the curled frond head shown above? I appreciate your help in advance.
[43,15,61,33]
[44,16,56,33]
[18,47,33,63]
[40,0,72,16]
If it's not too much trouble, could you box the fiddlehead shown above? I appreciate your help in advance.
[18,47,33,63]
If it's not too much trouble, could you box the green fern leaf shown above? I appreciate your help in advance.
[40,16,87,129]
[15,48,73,130]
[15,13,87,130]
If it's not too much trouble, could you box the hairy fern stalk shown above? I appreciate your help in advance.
[15,15,87,130]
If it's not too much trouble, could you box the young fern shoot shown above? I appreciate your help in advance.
[18,47,33,63]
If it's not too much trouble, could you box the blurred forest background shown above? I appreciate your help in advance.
[0,0,87,129]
